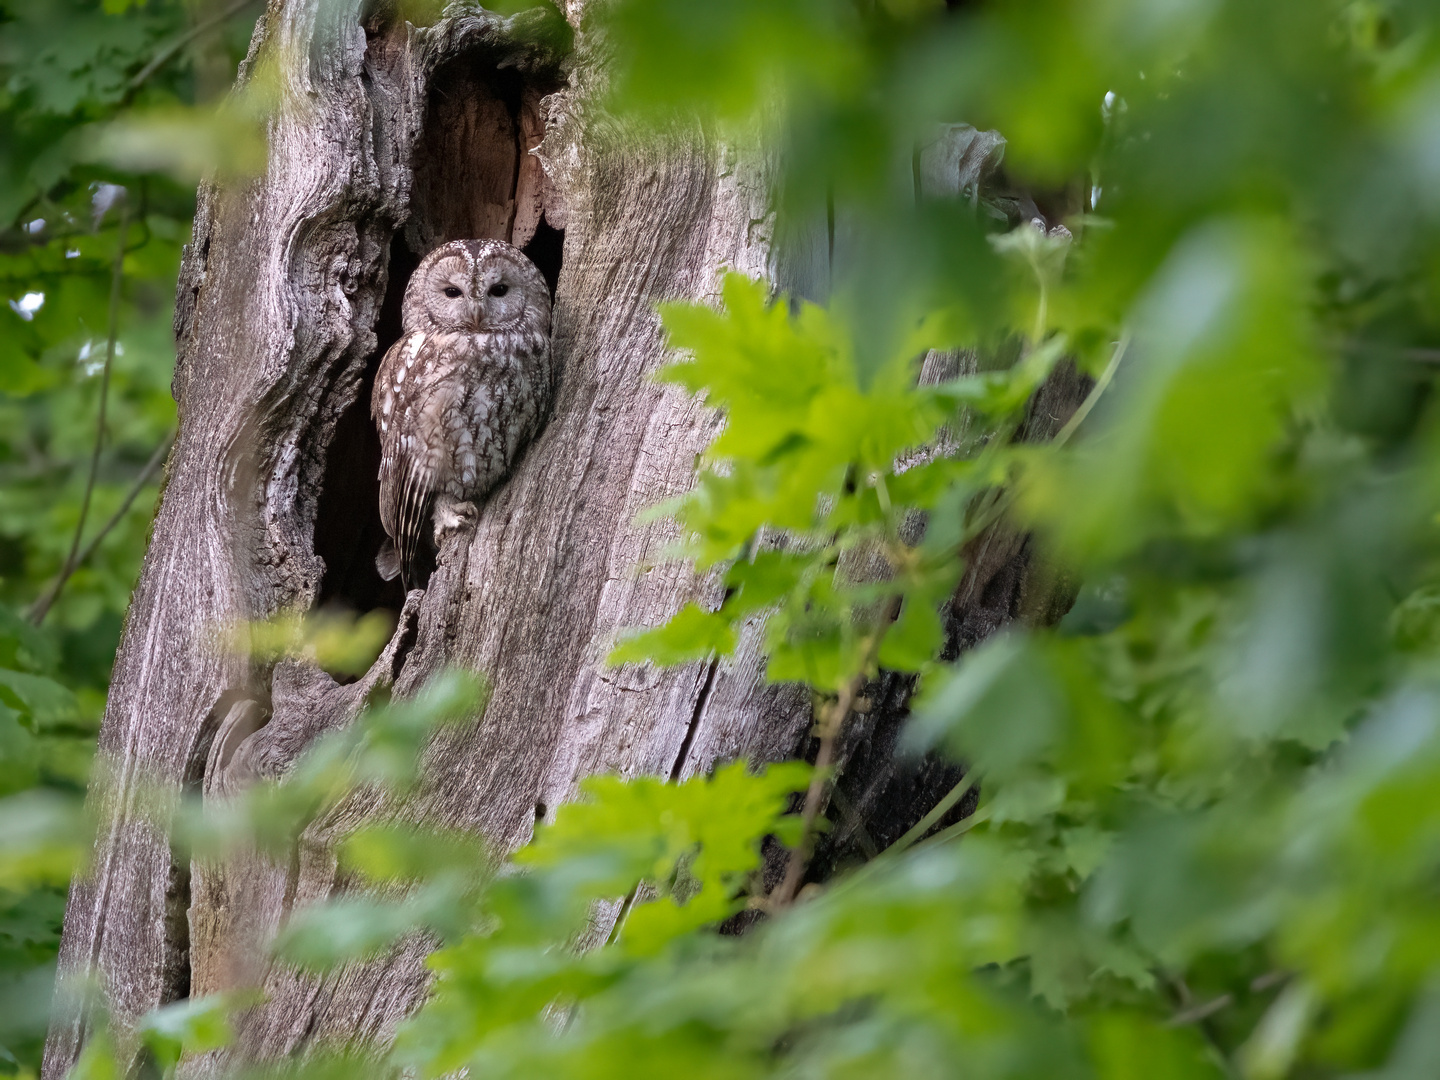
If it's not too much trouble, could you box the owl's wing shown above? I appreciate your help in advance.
[372,330,455,584]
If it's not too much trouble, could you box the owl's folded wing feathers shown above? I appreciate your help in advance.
[372,332,448,584]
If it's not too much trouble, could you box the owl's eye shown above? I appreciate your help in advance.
[488,283,509,298]
[442,286,462,298]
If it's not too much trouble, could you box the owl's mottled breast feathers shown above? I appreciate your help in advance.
[371,239,555,585]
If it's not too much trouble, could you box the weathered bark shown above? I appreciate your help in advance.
[44,3,804,1074]
[44,5,1084,1076]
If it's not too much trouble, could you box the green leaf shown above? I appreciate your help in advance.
[519,760,809,954]
[138,995,240,1072]
[608,603,737,666]
[273,897,422,970]
[906,632,1062,773]
[1088,1013,1225,1080]
[0,790,87,889]
[876,593,944,672]
[0,668,78,732]
[1022,217,1326,562]
[339,824,492,885]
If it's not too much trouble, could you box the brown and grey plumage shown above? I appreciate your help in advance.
[372,238,554,586]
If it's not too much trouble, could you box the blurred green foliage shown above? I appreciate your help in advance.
[236,608,397,678]
[13,0,1440,1079]
[587,0,1440,1076]
[0,1,259,1073]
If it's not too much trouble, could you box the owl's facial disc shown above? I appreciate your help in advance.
[425,254,475,329]
[472,263,526,330]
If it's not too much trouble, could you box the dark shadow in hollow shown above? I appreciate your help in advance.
[523,216,564,298]
[314,234,413,615]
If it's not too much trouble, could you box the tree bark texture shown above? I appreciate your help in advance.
[44,4,1084,1075]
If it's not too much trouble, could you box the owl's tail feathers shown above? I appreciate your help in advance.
[376,540,402,582]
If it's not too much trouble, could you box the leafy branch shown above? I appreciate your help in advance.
[772,596,899,907]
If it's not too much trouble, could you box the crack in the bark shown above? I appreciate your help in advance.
[669,656,720,782]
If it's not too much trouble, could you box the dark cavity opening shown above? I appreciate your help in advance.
[523,217,564,298]
[315,37,565,611]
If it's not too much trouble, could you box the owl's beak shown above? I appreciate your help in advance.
[469,299,486,331]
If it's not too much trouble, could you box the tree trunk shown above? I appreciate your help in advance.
[44,4,1082,1076]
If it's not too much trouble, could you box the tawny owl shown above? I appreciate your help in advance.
[372,238,554,585]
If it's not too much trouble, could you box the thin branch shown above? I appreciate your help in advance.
[124,0,261,101]
[1169,993,1234,1027]
[798,335,1131,887]
[957,332,1132,548]
[888,768,981,856]
[765,336,1131,905]
[1051,333,1129,450]
[912,802,990,849]
[770,681,862,908]
[1338,339,1440,365]
[822,796,992,910]
[31,202,131,626]
[1163,975,1243,1080]
[58,435,173,604]
[772,599,900,908]
[605,884,642,947]
[1250,970,1288,993]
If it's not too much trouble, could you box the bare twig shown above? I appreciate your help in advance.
[124,0,261,101]
[31,201,131,626]
[1250,970,1288,993]
[1164,975,1243,1080]
[820,796,993,910]
[799,336,1131,886]
[1169,993,1234,1027]
[56,435,172,605]
[605,884,642,947]
[765,336,1132,905]
[1338,339,1440,365]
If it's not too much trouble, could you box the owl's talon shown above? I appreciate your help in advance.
[434,498,479,542]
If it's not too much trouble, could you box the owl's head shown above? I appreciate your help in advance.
[402,239,550,334]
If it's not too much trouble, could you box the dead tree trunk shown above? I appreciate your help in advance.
[44,4,1083,1076]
